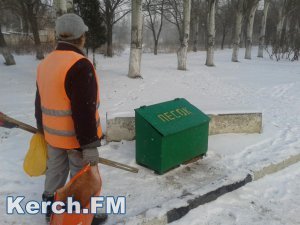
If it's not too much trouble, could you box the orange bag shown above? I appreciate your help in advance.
[50,165,102,225]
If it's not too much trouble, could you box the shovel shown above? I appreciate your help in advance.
[0,112,139,173]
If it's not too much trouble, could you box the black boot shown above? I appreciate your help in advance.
[91,214,108,225]
[42,194,54,222]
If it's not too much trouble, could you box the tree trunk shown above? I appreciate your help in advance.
[27,7,44,60]
[232,0,244,62]
[106,24,113,57]
[245,1,259,60]
[206,0,216,66]
[272,2,287,60]
[0,25,16,65]
[292,21,299,61]
[31,20,44,60]
[93,48,96,69]
[221,26,226,50]
[22,11,29,34]
[54,0,67,16]
[203,25,207,49]
[276,9,286,44]
[154,40,158,55]
[193,15,199,52]
[275,14,286,58]
[177,0,191,70]
[128,0,143,78]
[66,0,74,12]
[54,0,73,16]
[258,0,270,58]
[284,16,291,54]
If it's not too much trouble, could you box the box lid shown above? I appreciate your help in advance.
[135,98,210,136]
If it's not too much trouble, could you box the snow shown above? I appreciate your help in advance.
[171,162,300,225]
[0,47,300,225]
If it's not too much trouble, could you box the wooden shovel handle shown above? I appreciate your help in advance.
[0,112,139,173]
[0,112,38,134]
[98,157,139,173]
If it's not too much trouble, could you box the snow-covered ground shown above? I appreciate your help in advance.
[0,48,299,225]
[171,162,300,225]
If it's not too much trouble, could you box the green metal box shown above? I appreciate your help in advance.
[135,98,210,174]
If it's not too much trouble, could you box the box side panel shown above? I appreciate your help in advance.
[160,122,209,173]
[135,113,162,172]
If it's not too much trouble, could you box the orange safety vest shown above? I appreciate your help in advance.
[37,50,102,149]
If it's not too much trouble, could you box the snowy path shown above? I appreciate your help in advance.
[171,162,300,225]
[0,48,299,224]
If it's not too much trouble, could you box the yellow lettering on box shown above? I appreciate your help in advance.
[164,112,175,120]
[170,111,181,118]
[158,114,168,122]
[176,108,185,116]
[158,108,192,123]
[182,107,192,115]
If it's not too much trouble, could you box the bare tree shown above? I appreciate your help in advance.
[143,0,165,55]
[21,0,45,59]
[270,0,300,61]
[205,0,217,66]
[244,0,259,59]
[1,0,48,60]
[177,0,191,70]
[288,1,300,61]
[191,0,200,52]
[54,0,74,16]
[128,0,143,78]
[164,0,184,41]
[216,0,234,50]
[0,23,16,65]
[257,0,270,57]
[99,0,130,57]
[0,0,16,65]
[232,0,245,62]
[164,0,191,70]
[199,0,209,50]
[276,0,288,45]
[54,0,67,15]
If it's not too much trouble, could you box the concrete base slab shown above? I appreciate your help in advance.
[106,112,262,142]
[106,117,135,142]
[208,112,262,135]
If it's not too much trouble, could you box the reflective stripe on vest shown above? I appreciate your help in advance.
[43,119,101,137]
[43,126,76,137]
[37,50,102,149]
[43,118,101,137]
[41,106,72,117]
[41,104,100,117]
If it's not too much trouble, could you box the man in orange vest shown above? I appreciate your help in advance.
[35,14,106,224]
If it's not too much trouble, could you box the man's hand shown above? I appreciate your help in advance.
[82,148,99,165]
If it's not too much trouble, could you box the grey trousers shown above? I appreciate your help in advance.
[43,145,84,196]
